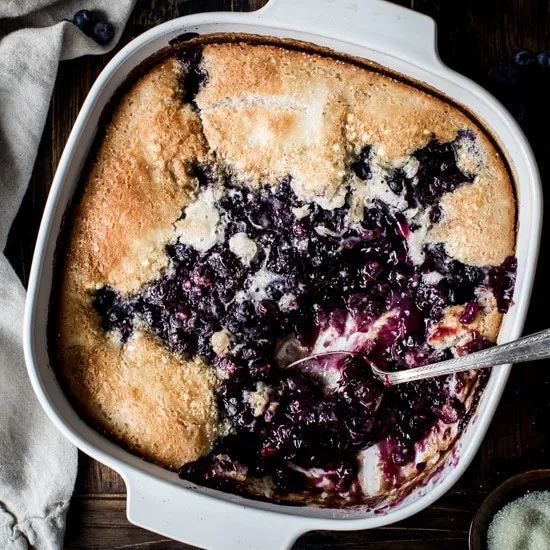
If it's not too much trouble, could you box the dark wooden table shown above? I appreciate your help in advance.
[6,0,550,548]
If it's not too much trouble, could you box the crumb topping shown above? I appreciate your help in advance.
[175,186,223,252]
[229,232,258,265]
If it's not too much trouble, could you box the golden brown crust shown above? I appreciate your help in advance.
[197,43,350,208]
[426,126,515,266]
[57,280,218,470]
[55,38,517,483]
[69,58,209,295]
[428,175,515,267]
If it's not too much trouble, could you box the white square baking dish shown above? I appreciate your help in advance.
[23,0,542,548]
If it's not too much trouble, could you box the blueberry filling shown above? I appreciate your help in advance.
[93,138,516,505]
[351,145,372,180]
[92,286,134,342]
[413,140,475,207]
[182,355,381,498]
[486,256,518,312]
[173,46,208,103]
[355,139,475,223]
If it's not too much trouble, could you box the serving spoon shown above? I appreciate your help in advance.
[287,328,550,387]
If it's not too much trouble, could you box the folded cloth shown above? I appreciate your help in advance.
[0,2,135,548]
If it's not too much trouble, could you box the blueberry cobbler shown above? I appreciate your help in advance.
[54,37,517,508]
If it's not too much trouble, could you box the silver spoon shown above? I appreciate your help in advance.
[287,328,550,387]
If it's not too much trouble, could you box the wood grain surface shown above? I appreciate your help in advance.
[5,0,550,548]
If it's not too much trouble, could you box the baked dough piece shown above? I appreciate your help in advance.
[197,43,350,209]
[57,279,219,469]
[196,42,515,267]
[56,57,218,470]
[68,57,210,295]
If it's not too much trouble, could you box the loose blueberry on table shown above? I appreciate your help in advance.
[72,9,114,44]
[487,48,550,130]
[94,134,516,506]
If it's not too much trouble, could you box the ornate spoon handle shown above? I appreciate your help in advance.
[372,329,550,386]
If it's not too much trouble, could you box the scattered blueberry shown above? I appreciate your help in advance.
[93,20,114,45]
[487,49,550,133]
[73,9,96,35]
[505,102,527,124]
[72,9,114,45]
[351,145,372,180]
[536,50,550,69]
[513,50,536,68]
[488,61,520,86]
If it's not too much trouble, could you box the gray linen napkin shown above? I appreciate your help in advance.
[0,2,135,548]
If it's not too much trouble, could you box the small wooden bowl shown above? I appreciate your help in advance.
[469,469,550,549]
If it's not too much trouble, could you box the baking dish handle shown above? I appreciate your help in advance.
[125,470,306,549]
[256,0,440,68]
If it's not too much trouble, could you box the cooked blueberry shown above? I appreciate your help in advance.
[413,140,473,208]
[176,47,208,102]
[460,331,491,353]
[387,170,405,194]
[485,256,517,312]
[249,360,273,381]
[429,205,443,224]
[167,241,197,266]
[351,146,372,180]
[274,179,300,205]
[346,293,381,322]
[391,443,415,465]
[256,299,278,319]
[293,220,309,238]
[188,163,216,188]
[362,261,382,282]
[459,302,479,324]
